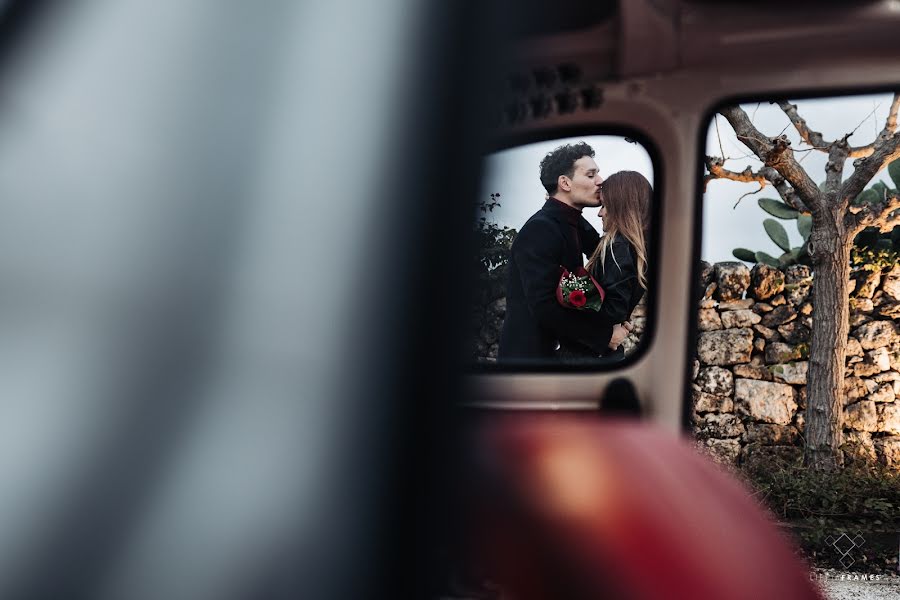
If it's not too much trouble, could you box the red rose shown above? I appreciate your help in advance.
[568,289,586,307]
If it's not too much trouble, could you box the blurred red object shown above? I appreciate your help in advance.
[463,415,822,600]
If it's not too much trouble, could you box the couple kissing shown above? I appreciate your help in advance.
[498,142,651,364]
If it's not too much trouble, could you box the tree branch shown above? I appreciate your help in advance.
[823,138,850,199]
[843,131,900,201]
[758,166,809,212]
[703,156,768,189]
[847,93,900,159]
[703,156,810,213]
[719,105,821,211]
[777,100,829,151]
[704,157,811,213]
[845,194,900,234]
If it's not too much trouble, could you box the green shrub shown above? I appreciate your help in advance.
[738,460,900,572]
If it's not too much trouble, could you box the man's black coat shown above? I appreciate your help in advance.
[498,199,614,360]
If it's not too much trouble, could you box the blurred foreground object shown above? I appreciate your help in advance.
[463,416,822,600]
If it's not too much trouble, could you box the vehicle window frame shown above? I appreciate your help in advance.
[468,124,664,374]
[687,83,900,426]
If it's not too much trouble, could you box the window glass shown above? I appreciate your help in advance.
[702,93,897,262]
[698,91,900,570]
[471,134,655,368]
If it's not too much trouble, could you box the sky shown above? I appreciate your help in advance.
[479,92,897,264]
[480,136,654,235]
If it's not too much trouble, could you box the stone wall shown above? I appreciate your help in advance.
[692,261,900,470]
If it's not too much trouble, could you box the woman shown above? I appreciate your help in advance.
[555,170,651,363]
[586,170,652,361]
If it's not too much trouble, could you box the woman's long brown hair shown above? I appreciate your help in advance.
[586,170,652,289]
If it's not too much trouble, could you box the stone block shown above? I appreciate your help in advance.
[850,313,873,328]
[695,412,746,439]
[735,379,797,425]
[765,342,804,365]
[794,410,805,432]
[882,264,900,301]
[784,264,811,284]
[850,297,874,313]
[870,347,891,371]
[842,431,877,463]
[693,390,734,414]
[698,308,722,331]
[873,370,900,382]
[721,309,761,329]
[874,436,900,469]
[876,300,900,319]
[844,400,878,432]
[753,337,765,353]
[761,305,797,328]
[752,302,774,314]
[786,284,810,306]
[855,269,881,299]
[853,347,890,377]
[698,329,754,366]
[852,320,900,350]
[843,377,868,403]
[714,262,750,302]
[732,364,773,381]
[845,337,863,357]
[697,438,741,466]
[772,361,808,385]
[696,366,734,396]
[752,324,780,341]
[748,263,784,300]
[777,321,810,344]
[878,403,900,435]
[699,260,715,286]
[718,298,755,311]
[890,346,900,372]
[870,383,896,403]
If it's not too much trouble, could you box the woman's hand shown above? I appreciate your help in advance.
[608,323,629,350]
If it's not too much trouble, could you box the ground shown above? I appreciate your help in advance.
[813,569,900,600]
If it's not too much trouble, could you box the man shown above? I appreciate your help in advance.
[498,142,629,361]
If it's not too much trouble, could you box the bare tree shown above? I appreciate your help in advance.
[705,96,900,470]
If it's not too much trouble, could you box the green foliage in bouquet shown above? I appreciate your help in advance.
[558,271,603,311]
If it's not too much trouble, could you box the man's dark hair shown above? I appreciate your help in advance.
[539,142,595,195]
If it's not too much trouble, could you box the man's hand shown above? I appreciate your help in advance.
[608,323,629,350]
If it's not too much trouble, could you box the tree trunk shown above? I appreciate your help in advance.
[804,218,852,471]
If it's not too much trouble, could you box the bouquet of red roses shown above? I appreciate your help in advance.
[556,266,605,311]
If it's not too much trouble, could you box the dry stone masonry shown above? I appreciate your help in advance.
[693,261,900,470]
